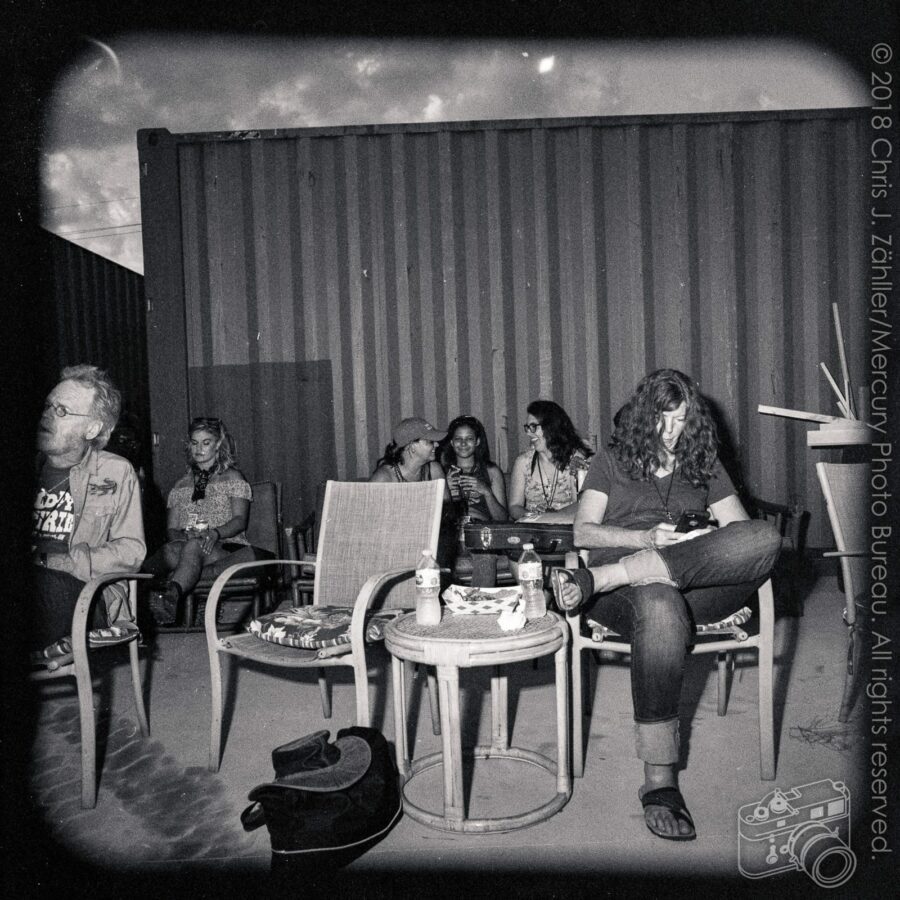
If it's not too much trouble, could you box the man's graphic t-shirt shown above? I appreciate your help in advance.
[33,465,75,555]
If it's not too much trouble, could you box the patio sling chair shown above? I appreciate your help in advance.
[564,548,776,781]
[816,462,869,723]
[206,480,443,772]
[30,572,153,808]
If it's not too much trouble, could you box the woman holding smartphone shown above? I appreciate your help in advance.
[550,369,780,843]
[441,415,508,523]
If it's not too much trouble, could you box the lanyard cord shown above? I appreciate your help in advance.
[536,454,559,509]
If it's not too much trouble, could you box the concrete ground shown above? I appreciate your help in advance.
[17,574,887,898]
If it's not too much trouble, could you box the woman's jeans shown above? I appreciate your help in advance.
[583,520,782,764]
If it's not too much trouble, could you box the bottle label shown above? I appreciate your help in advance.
[518,561,542,582]
[416,570,440,589]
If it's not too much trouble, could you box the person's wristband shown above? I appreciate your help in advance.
[210,527,220,542]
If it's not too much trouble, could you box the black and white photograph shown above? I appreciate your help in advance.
[4,1,898,896]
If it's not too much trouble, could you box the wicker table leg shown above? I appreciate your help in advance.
[490,666,508,751]
[391,654,410,779]
[436,663,465,830]
[554,639,572,796]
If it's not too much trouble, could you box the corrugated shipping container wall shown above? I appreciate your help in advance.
[139,111,867,543]
[41,228,151,454]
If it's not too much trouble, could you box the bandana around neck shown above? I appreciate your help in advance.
[191,465,213,501]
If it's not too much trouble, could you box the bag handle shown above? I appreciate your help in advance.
[241,801,267,832]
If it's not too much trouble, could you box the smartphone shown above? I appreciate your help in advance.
[674,510,710,533]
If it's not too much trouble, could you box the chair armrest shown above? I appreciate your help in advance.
[204,559,308,634]
[349,567,417,648]
[71,573,153,665]
[749,496,791,517]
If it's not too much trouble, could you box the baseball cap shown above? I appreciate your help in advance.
[392,417,447,446]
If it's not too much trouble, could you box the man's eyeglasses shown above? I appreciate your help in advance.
[43,400,92,419]
[523,423,541,434]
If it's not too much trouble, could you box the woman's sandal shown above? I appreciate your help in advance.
[639,786,697,841]
[549,567,595,613]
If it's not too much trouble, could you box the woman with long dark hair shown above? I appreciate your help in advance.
[550,369,780,842]
[441,415,507,523]
[144,416,252,624]
[507,399,592,522]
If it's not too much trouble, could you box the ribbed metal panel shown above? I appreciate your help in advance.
[42,229,150,443]
[144,110,867,542]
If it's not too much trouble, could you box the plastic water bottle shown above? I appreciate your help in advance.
[415,549,442,626]
[517,543,546,619]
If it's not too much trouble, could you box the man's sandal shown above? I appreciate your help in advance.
[639,786,697,841]
[30,637,74,671]
[88,622,140,646]
[548,567,595,613]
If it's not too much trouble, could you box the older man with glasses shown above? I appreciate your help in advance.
[31,365,145,662]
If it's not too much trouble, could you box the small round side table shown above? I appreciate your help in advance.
[384,611,571,833]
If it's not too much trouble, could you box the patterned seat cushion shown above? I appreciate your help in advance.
[249,606,408,650]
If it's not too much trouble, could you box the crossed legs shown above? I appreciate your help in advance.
[556,521,781,838]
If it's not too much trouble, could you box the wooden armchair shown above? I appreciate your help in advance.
[30,572,152,807]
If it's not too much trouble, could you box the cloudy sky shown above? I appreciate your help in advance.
[39,33,867,273]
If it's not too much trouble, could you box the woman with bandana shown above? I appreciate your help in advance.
[144,416,252,625]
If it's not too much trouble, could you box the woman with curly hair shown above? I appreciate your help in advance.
[144,416,253,624]
[507,399,593,522]
[441,415,508,523]
[550,369,780,842]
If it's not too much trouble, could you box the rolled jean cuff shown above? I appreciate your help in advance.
[635,718,680,765]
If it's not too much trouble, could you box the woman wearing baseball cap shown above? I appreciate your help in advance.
[370,417,448,483]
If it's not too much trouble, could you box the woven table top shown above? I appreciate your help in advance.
[385,611,565,666]
[393,612,555,641]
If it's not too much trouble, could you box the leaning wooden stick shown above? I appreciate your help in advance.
[819,362,851,419]
[831,303,855,418]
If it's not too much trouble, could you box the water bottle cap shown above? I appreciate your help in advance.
[421,549,431,556]
[523,543,534,550]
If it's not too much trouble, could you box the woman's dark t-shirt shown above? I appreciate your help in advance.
[581,447,736,530]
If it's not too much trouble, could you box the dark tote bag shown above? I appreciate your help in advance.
[241,726,402,874]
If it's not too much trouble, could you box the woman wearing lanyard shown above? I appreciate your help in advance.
[507,400,592,522]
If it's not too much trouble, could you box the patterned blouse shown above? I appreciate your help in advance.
[517,449,589,514]
[167,477,253,544]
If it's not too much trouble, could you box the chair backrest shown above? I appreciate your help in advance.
[245,481,282,555]
[815,462,868,604]
[313,481,444,609]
